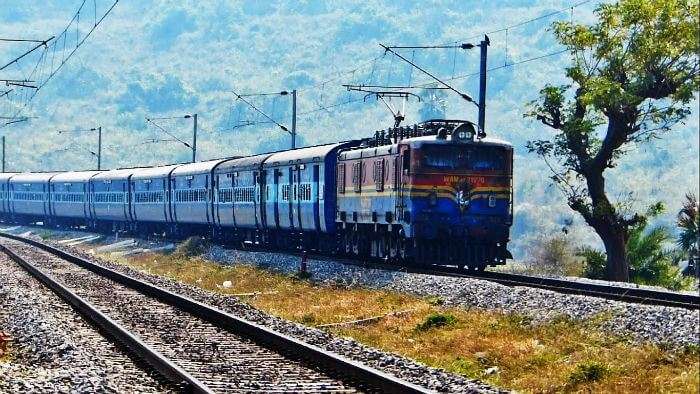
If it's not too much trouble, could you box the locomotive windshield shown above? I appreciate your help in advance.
[421,145,508,172]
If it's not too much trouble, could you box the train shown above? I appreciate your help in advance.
[0,119,513,269]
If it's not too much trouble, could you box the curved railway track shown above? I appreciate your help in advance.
[0,232,428,394]
[3,228,698,310]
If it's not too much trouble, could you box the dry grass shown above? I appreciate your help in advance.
[109,252,427,326]
[105,251,700,393]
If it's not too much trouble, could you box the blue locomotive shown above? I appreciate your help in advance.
[0,119,513,269]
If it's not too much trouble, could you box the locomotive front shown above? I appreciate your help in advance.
[399,121,513,268]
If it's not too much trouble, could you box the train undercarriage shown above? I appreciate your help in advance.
[2,214,509,270]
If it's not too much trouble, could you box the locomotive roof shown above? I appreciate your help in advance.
[50,170,103,183]
[263,142,353,167]
[130,164,182,180]
[173,157,242,177]
[404,135,513,148]
[9,172,62,183]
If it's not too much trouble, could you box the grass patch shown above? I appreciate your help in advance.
[102,249,700,393]
[415,313,457,331]
[174,236,208,257]
[36,230,53,240]
[568,361,611,385]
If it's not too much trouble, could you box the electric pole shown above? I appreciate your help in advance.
[233,90,298,150]
[477,35,490,137]
[97,126,102,170]
[193,113,197,162]
[184,113,197,162]
[57,126,102,170]
[291,89,297,149]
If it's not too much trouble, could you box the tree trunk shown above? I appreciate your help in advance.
[599,225,630,282]
[580,166,631,282]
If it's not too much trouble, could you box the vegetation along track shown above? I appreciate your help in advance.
[0,233,428,394]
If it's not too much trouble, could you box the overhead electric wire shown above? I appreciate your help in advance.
[289,1,594,125]
[232,89,289,132]
[437,0,594,46]
[145,118,191,148]
[380,44,477,104]
[0,36,55,72]
[1,0,119,127]
[0,38,49,43]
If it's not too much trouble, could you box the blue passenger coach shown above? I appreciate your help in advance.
[9,172,60,224]
[0,173,18,216]
[130,165,180,232]
[212,154,270,242]
[90,168,137,230]
[50,171,102,226]
[262,142,357,249]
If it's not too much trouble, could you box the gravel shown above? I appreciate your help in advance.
[12,233,502,394]
[7,241,361,393]
[0,253,172,393]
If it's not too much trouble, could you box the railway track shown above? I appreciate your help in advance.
[324,256,700,310]
[3,227,699,310]
[0,232,428,394]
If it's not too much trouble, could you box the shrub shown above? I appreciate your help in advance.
[294,270,312,280]
[577,246,607,280]
[300,313,316,324]
[523,235,583,277]
[426,296,444,306]
[174,236,207,257]
[578,212,694,290]
[568,361,610,385]
[415,313,457,331]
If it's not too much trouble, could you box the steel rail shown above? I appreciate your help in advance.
[0,243,212,394]
[0,231,429,394]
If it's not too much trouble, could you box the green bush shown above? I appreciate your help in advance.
[300,313,316,324]
[568,361,610,385]
[293,270,312,280]
[415,313,457,331]
[426,296,445,306]
[174,236,208,257]
[577,246,607,280]
[577,204,694,290]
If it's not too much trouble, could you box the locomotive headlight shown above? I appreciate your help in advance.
[452,122,476,142]
[488,195,496,207]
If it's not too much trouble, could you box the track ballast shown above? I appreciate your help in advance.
[0,232,429,394]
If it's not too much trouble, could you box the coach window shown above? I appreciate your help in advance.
[352,162,362,193]
[337,163,346,194]
[374,159,385,192]
[402,151,410,174]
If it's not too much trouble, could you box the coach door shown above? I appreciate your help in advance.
[313,164,320,231]
[397,146,410,221]
[257,170,266,230]
[273,169,280,228]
